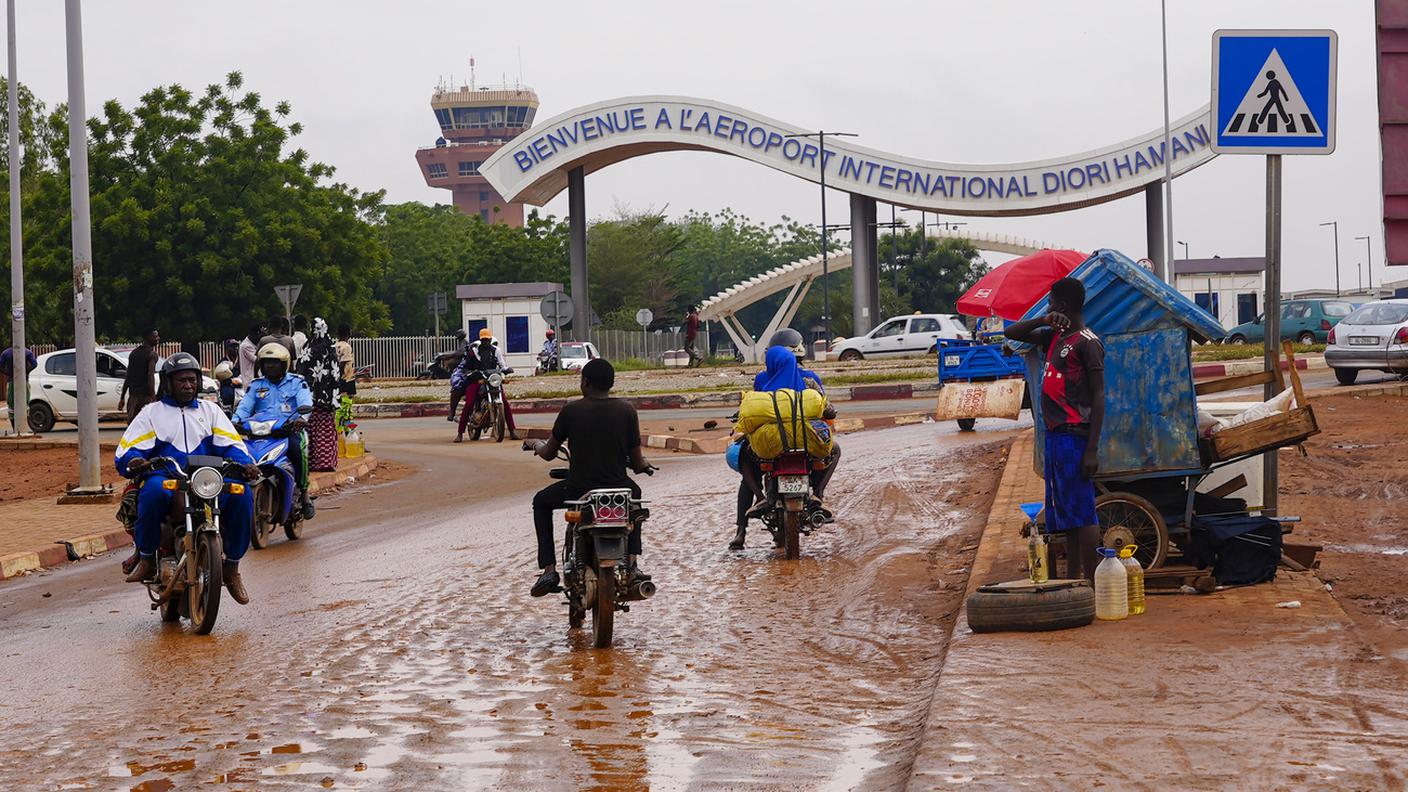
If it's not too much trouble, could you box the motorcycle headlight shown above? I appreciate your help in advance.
[249,420,274,436]
[488,372,503,387]
[190,467,224,500]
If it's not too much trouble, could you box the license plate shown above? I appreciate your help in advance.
[777,476,809,494]
[943,355,961,368]
[1349,336,1379,346]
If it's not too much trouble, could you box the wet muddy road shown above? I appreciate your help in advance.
[0,420,1012,790]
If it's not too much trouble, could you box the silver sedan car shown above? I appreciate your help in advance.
[1325,299,1408,385]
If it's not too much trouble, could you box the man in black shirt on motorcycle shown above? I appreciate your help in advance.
[524,359,654,597]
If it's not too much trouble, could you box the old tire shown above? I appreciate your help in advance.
[1334,367,1358,386]
[838,349,863,362]
[27,401,55,433]
[966,582,1094,633]
[957,418,977,432]
[591,569,615,649]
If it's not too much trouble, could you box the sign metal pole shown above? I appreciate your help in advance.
[1263,153,1282,516]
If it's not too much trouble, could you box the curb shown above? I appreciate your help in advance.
[0,455,380,581]
[351,381,946,421]
[1191,355,1325,379]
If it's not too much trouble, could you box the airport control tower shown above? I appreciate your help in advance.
[415,74,538,227]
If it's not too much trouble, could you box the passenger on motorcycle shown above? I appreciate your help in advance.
[524,358,654,597]
[454,328,521,443]
[233,343,315,518]
[117,353,260,603]
[729,329,840,550]
[447,329,471,422]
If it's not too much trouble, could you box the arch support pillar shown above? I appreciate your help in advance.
[568,166,591,340]
[850,193,880,336]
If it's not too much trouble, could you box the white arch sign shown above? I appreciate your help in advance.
[481,95,1217,216]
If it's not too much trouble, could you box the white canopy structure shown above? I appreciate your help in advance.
[699,228,1070,362]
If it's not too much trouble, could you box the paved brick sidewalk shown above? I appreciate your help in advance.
[906,431,1408,789]
[0,455,377,580]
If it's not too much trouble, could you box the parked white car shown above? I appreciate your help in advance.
[1325,299,1408,385]
[832,314,970,361]
[27,347,217,432]
[558,341,602,371]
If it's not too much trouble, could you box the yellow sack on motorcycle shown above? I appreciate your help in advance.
[735,388,832,459]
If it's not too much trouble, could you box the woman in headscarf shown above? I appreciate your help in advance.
[297,317,345,471]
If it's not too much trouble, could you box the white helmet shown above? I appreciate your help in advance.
[213,361,235,382]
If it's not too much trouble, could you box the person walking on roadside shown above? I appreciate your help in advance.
[239,323,264,386]
[1004,277,1106,582]
[334,323,356,393]
[291,314,309,359]
[118,328,161,423]
[297,318,344,472]
[684,306,703,368]
[1,342,37,432]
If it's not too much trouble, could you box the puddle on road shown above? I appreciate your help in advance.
[107,758,195,777]
[261,760,341,776]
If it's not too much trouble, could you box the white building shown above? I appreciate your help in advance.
[456,282,563,370]
[1174,257,1264,328]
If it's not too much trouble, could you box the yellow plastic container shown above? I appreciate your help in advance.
[1094,548,1128,621]
[343,430,365,459]
[1119,546,1146,615]
[1027,529,1049,584]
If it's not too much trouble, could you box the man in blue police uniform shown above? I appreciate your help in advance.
[234,342,315,517]
[117,353,260,603]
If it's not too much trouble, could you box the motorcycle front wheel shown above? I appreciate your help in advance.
[188,532,223,635]
[783,510,802,561]
[591,568,615,649]
[491,402,505,443]
[251,484,273,549]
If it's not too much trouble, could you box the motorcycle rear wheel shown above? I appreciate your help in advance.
[783,510,802,560]
[491,403,505,443]
[591,569,615,649]
[284,517,304,541]
[251,485,274,550]
[188,532,223,635]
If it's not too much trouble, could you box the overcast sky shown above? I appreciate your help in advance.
[4,0,1391,292]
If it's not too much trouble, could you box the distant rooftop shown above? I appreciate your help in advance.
[1173,256,1264,276]
[456,282,563,301]
[432,85,539,110]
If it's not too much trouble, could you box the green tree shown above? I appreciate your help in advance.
[5,72,394,342]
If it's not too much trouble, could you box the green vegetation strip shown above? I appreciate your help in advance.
[1192,343,1325,362]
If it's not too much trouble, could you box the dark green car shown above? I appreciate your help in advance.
[1224,298,1355,345]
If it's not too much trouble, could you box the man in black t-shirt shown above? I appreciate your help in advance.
[525,359,655,597]
[118,328,160,423]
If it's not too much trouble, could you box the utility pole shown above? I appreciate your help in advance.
[66,0,100,491]
[7,0,29,435]
[1320,221,1339,296]
[1159,0,1176,283]
[784,130,856,348]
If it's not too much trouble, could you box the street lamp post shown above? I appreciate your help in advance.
[66,0,101,492]
[784,130,856,348]
[1319,221,1340,297]
[1354,235,1372,294]
[1177,240,1189,260]
[7,0,29,436]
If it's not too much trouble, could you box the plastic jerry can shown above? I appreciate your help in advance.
[1119,546,1146,616]
[1094,548,1129,621]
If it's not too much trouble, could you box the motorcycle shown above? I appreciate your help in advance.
[414,349,462,381]
[238,405,314,549]
[466,367,513,442]
[136,455,249,634]
[530,445,656,649]
[535,348,560,375]
[756,449,829,560]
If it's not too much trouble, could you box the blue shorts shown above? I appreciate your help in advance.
[1043,429,1097,532]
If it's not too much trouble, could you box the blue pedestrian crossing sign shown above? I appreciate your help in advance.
[1212,29,1337,155]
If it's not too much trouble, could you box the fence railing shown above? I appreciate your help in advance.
[588,329,689,362]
